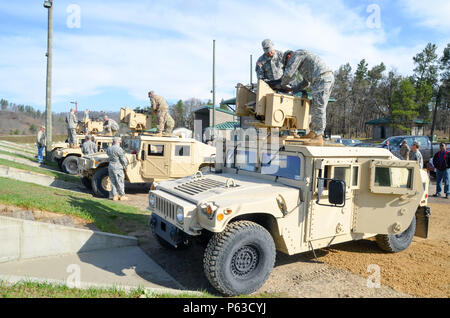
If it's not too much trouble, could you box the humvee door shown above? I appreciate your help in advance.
[353,160,424,235]
[170,143,195,178]
[141,142,169,178]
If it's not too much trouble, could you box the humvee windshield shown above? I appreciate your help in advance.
[122,138,140,153]
[233,149,301,181]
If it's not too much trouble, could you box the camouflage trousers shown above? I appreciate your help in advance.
[108,167,125,197]
[157,110,174,134]
[67,128,77,145]
[310,72,335,135]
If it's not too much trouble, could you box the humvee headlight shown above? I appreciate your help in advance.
[149,193,156,208]
[176,207,184,224]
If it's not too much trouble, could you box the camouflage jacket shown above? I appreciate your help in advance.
[409,150,423,169]
[66,112,78,129]
[104,119,119,132]
[150,94,169,112]
[255,50,284,82]
[281,49,331,88]
[36,130,46,147]
[82,140,97,155]
[107,144,128,171]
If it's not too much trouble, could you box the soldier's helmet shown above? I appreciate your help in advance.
[113,136,121,144]
[262,39,274,53]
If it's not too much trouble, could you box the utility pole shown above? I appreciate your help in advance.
[44,0,53,159]
[212,39,216,141]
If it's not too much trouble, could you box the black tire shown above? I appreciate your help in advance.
[376,216,416,253]
[56,158,63,170]
[91,167,110,198]
[203,220,276,296]
[61,155,79,175]
[50,149,60,162]
[81,176,92,190]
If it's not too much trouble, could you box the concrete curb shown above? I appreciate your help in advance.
[0,142,35,154]
[0,153,41,168]
[0,165,85,193]
[0,215,138,264]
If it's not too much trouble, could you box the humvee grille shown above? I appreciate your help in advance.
[155,196,176,222]
[174,178,234,195]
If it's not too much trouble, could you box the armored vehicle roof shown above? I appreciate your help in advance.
[283,143,394,158]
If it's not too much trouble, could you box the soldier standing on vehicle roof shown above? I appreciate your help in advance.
[255,39,285,88]
[148,90,174,136]
[103,115,120,136]
[82,135,97,155]
[106,137,128,201]
[66,108,78,148]
[281,50,335,146]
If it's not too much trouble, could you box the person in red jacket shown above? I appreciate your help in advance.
[432,143,450,199]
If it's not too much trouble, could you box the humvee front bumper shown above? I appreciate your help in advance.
[150,214,190,248]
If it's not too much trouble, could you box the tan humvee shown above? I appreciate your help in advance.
[53,135,114,174]
[77,134,216,198]
[148,80,431,296]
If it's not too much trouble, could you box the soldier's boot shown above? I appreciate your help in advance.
[299,131,316,139]
[302,134,324,146]
[119,195,129,201]
[111,195,119,201]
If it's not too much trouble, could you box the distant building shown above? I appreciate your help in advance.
[193,104,238,141]
[365,117,430,139]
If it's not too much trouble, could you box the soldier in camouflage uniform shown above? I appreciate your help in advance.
[103,115,120,136]
[66,108,78,147]
[106,137,128,201]
[148,91,174,136]
[255,39,284,88]
[82,135,97,155]
[281,50,335,146]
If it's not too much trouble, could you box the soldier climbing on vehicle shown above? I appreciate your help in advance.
[148,90,174,136]
[281,49,335,146]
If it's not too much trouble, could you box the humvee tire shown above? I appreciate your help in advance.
[91,167,111,198]
[81,176,92,190]
[376,216,416,253]
[62,155,79,175]
[50,149,60,162]
[203,220,276,296]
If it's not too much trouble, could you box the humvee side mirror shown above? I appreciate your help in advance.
[316,178,346,207]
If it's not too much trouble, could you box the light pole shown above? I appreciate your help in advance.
[212,39,216,141]
[70,101,78,113]
[44,0,53,159]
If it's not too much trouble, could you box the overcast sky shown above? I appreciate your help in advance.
[0,0,448,113]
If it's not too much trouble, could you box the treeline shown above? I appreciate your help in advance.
[326,43,449,138]
[0,98,44,119]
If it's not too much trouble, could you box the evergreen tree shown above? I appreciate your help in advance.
[391,78,419,133]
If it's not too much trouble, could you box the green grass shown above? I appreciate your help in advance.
[0,177,148,235]
[0,281,145,298]
[0,158,80,184]
[0,280,214,298]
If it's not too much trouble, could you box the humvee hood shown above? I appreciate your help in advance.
[156,173,297,205]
